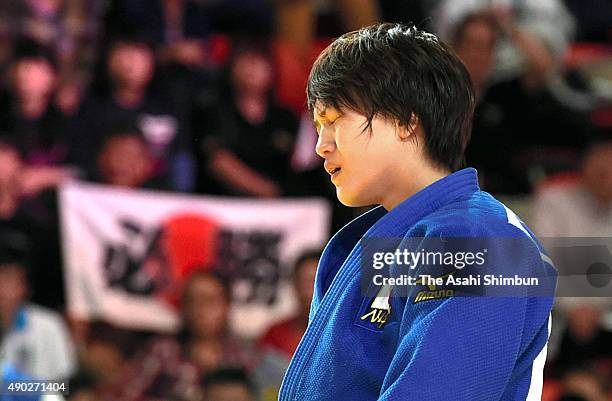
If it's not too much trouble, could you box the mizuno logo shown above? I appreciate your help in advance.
[413,272,455,304]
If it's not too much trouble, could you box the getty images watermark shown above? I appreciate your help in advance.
[359,237,612,299]
[370,247,539,288]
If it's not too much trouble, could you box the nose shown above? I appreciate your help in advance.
[315,128,335,158]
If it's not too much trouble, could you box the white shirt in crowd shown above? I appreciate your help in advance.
[1,303,77,381]
[532,183,612,238]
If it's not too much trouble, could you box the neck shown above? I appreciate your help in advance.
[381,165,450,211]
[236,93,267,125]
[0,305,18,331]
[191,327,226,342]
[19,97,48,119]
[192,336,221,345]
[236,91,266,104]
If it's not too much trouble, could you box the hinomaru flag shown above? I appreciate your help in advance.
[60,182,330,338]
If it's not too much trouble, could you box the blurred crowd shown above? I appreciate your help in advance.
[0,0,611,400]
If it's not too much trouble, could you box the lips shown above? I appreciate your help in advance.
[324,162,341,176]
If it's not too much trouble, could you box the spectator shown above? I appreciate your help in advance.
[104,0,213,61]
[275,0,379,50]
[532,140,612,237]
[201,367,256,401]
[558,366,610,401]
[552,301,612,377]
[0,142,26,222]
[0,244,77,381]
[95,132,165,189]
[105,0,272,67]
[180,271,254,371]
[273,0,379,115]
[103,0,216,119]
[0,142,66,309]
[0,44,68,167]
[102,0,244,157]
[103,0,275,140]
[100,271,254,401]
[258,250,320,359]
[103,0,271,106]
[451,11,594,194]
[70,37,195,191]
[0,0,104,94]
[434,0,605,122]
[434,0,575,87]
[196,41,299,197]
[69,321,145,401]
[254,250,319,401]
[533,142,612,377]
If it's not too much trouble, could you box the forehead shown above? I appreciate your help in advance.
[111,43,152,58]
[16,58,54,72]
[106,135,145,149]
[187,275,226,297]
[458,18,497,45]
[234,51,269,64]
[0,264,26,276]
[313,102,341,120]
[0,146,21,161]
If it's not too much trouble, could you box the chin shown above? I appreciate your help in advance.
[336,188,372,208]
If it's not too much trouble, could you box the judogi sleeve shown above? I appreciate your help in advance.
[377,237,554,401]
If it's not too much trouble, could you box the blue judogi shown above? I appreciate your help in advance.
[279,168,556,401]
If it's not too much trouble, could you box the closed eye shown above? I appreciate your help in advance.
[314,113,341,134]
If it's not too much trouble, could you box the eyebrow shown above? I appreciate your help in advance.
[313,109,327,125]
[313,114,327,124]
[313,106,342,128]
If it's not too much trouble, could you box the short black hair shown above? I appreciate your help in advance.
[12,38,57,70]
[109,37,154,54]
[307,22,475,171]
[100,130,147,148]
[180,270,232,314]
[201,367,255,396]
[0,229,31,274]
[583,138,612,158]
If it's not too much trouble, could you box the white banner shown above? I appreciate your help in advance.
[59,182,330,338]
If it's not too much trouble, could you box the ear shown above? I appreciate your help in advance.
[397,114,419,141]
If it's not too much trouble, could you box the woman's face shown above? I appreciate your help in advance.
[108,44,154,90]
[97,135,152,188]
[14,59,56,102]
[314,104,414,208]
[231,52,273,94]
[454,19,497,88]
[183,274,230,338]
